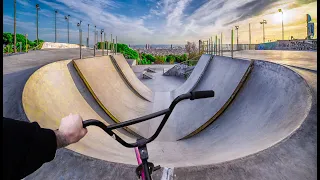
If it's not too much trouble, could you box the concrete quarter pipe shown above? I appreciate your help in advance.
[111,54,154,102]
[22,55,313,170]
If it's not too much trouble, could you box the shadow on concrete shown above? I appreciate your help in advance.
[3,66,42,121]
[67,61,136,138]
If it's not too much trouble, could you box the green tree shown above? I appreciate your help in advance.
[145,54,155,62]
[116,43,139,60]
[3,32,44,52]
[3,32,13,44]
[181,54,188,62]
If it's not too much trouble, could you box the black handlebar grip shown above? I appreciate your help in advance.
[190,91,214,100]
[83,119,100,128]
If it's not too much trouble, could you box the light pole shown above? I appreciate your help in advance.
[55,10,58,42]
[260,20,267,43]
[278,9,284,40]
[77,22,82,59]
[14,0,17,53]
[64,15,70,43]
[221,32,223,56]
[87,24,89,47]
[249,23,251,49]
[101,29,104,55]
[111,34,113,53]
[36,4,40,46]
[94,25,96,48]
[104,32,107,55]
[235,26,239,51]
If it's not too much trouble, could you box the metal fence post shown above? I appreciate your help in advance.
[112,39,115,54]
[215,37,217,55]
[215,35,217,55]
[106,41,108,55]
[102,33,104,56]
[104,32,106,53]
[231,29,234,59]
[212,37,217,55]
[25,34,28,53]
[111,34,113,53]
[219,39,221,55]
[79,29,82,59]
[221,33,223,56]
[218,39,220,55]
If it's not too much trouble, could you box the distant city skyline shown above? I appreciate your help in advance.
[3,0,317,46]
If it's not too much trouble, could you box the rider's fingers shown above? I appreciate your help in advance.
[81,128,88,137]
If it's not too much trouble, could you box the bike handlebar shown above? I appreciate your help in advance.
[190,91,215,100]
[82,90,214,148]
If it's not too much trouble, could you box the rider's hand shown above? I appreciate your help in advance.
[54,113,88,149]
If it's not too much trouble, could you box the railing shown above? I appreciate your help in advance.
[31,41,45,50]
[179,54,202,66]
[180,60,199,66]
[200,44,259,55]
[220,44,258,51]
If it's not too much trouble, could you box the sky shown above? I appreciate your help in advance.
[3,0,318,46]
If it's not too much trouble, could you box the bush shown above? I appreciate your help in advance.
[145,54,155,62]
[166,55,175,63]
[137,58,152,65]
[3,32,44,52]
[3,32,13,44]
[154,55,166,64]
[138,54,189,64]
[188,52,198,59]
[109,43,140,60]
[3,44,13,53]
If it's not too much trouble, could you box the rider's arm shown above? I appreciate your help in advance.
[2,114,87,180]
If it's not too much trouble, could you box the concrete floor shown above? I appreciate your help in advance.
[3,49,317,180]
[222,50,317,71]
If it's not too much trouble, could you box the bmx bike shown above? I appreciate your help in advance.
[83,90,214,180]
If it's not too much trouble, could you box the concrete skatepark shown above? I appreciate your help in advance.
[3,48,317,180]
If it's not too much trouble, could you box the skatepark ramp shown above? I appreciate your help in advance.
[110,54,154,102]
[22,54,313,167]
[142,71,154,79]
[145,67,156,73]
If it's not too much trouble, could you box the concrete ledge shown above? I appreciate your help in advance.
[42,42,87,49]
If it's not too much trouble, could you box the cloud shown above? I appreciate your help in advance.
[3,15,36,31]
[5,0,317,44]
[296,0,317,4]
[50,0,154,41]
[224,0,277,26]
[17,12,35,17]
[16,0,31,7]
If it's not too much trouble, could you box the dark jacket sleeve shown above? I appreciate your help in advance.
[3,117,57,180]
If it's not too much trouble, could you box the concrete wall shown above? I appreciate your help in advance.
[276,40,317,51]
[257,42,277,50]
[42,42,87,49]
[257,40,317,51]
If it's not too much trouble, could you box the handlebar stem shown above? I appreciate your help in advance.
[83,91,213,148]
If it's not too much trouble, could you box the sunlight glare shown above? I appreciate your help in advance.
[272,9,289,24]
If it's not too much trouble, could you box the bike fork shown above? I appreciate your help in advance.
[135,139,160,180]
